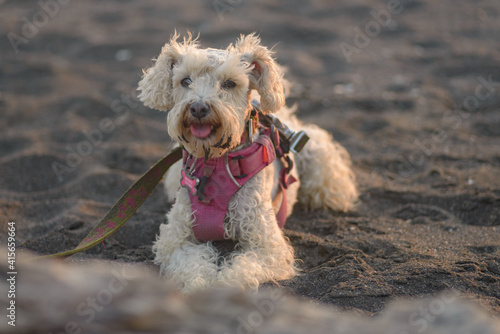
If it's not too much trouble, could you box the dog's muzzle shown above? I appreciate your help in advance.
[190,102,210,119]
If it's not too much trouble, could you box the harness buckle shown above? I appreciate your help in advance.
[288,130,309,154]
[252,99,310,154]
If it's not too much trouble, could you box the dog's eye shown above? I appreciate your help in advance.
[221,80,236,89]
[180,78,192,88]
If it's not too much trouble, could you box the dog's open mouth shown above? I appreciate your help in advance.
[188,122,219,139]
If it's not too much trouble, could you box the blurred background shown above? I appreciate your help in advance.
[1,0,499,316]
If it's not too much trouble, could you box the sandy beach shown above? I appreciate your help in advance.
[1,0,499,320]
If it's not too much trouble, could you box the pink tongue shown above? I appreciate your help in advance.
[190,124,212,138]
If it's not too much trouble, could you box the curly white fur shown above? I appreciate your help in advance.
[139,33,358,293]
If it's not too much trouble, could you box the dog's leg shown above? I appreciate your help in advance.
[218,170,296,290]
[153,188,219,293]
[163,159,182,203]
[162,242,219,293]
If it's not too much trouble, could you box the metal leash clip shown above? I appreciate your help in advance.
[251,99,309,154]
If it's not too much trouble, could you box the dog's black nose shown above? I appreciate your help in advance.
[190,102,210,119]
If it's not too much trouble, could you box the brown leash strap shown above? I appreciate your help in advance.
[36,146,183,260]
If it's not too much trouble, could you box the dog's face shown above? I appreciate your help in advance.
[138,33,285,158]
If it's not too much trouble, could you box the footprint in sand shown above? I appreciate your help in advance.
[391,203,457,225]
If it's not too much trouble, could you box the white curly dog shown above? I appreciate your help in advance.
[138,33,358,293]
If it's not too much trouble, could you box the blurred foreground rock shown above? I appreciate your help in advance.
[1,251,499,334]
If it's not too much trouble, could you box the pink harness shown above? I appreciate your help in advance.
[181,130,295,242]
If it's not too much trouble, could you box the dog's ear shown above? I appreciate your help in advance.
[138,32,196,111]
[234,34,285,114]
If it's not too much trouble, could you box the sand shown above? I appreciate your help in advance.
[0,0,499,316]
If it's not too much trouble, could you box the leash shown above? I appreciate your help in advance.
[36,146,183,260]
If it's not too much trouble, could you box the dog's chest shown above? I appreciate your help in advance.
[181,134,276,242]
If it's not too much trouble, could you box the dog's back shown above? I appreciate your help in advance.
[275,106,358,212]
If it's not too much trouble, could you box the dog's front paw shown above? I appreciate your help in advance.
[179,274,218,294]
[157,242,220,294]
[216,266,260,291]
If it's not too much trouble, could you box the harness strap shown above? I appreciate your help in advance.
[229,137,271,178]
[198,161,216,201]
[274,158,297,228]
